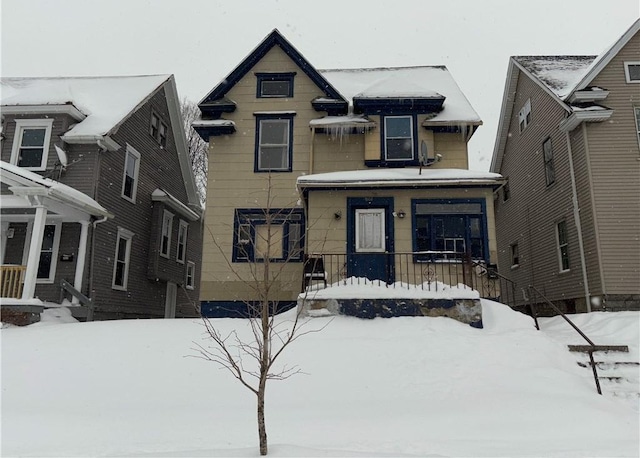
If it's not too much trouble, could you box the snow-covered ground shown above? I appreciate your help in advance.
[2,301,638,457]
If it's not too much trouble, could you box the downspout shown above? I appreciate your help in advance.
[309,126,316,175]
[86,145,106,321]
[564,130,591,312]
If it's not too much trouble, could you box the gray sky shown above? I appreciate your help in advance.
[2,0,638,170]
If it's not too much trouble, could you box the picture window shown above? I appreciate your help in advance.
[624,62,640,83]
[233,209,304,262]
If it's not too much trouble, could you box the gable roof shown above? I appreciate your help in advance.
[1,75,169,141]
[199,29,346,106]
[491,18,640,173]
[320,66,481,124]
[1,75,201,209]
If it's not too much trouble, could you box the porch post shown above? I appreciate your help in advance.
[22,205,47,300]
[72,220,90,305]
[0,221,9,264]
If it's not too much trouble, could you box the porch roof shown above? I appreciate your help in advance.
[297,168,504,189]
[0,161,112,219]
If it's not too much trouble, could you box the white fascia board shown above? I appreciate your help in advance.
[60,134,121,151]
[298,178,505,189]
[567,89,610,103]
[490,59,518,173]
[1,104,86,121]
[151,189,200,221]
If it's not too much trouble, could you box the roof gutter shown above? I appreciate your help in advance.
[60,134,121,151]
[559,109,613,133]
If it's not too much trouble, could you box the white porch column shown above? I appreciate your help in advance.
[0,221,9,264]
[22,205,47,300]
[72,220,90,305]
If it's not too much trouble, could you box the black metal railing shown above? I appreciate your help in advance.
[303,252,516,306]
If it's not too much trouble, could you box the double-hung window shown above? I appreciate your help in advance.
[413,199,486,261]
[10,119,54,170]
[543,137,555,186]
[150,112,168,147]
[519,99,532,133]
[122,145,141,202]
[186,261,195,289]
[634,107,640,147]
[510,242,520,267]
[556,220,570,272]
[177,220,188,263]
[384,115,414,161]
[255,115,294,172]
[22,221,62,283]
[112,228,134,290]
[233,209,303,262]
[160,210,174,258]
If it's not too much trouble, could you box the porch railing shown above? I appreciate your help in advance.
[303,252,516,306]
[1,265,26,299]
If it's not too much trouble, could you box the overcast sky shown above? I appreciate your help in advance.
[1,0,638,170]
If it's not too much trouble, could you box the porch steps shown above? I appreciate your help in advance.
[569,345,639,411]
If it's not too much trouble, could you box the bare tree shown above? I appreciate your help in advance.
[179,97,208,204]
[193,175,327,455]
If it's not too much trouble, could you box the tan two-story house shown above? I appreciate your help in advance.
[195,29,504,317]
[491,19,640,314]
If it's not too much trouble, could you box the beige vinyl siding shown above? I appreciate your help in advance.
[494,72,587,306]
[583,32,640,295]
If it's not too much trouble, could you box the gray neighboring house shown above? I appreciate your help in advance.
[491,19,640,314]
[0,75,203,322]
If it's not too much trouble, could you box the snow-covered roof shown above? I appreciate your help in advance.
[319,66,482,124]
[0,161,112,218]
[0,75,170,139]
[512,56,596,99]
[191,119,236,128]
[309,115,376,128]
[297,168,503,188]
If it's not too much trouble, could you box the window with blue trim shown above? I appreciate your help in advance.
[256,73,295,98]
[413,200,486,261]
[255,115,293,172]
[384,115,414,161]
[233,209,304,262]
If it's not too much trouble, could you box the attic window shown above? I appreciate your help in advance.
[256,73,295,98]
[150,112,168,147]
[624,62,640,83]
[518,99,531,133]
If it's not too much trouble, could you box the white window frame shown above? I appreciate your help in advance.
[518,99,532,133]
[556,221,570,273]
[22,219,62,284]
[355,208,386,253]
[176,220,188,264]
[160,210,174,258]
[10,119,54,171]
[510,242,520,268]
[624,62,640,83]
[112,227,134,290]
[384,115,414,161]
[634,107,640,149]
[121,144,141,203]
[186,261,195,290]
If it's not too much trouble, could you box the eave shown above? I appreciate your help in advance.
[353,96,445,114]
[198,97,237,119]
[59,134,121,151]
[559,108,614,132]
[567,88,610,104]
[1,104,86,121]
[311,98,349,116]
[151,188,200,221]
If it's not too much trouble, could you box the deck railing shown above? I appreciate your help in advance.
[1,265,26,298]
[303,252,516,306]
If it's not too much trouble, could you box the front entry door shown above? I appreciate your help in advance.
[347,198,394,283]
[165,282,177,318]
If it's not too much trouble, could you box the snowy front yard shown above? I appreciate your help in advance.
[1,301,638,457]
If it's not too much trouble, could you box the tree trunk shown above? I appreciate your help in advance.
[257,376,268,455]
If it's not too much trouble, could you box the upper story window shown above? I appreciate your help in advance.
[624,62,640,83]
[255,114,294,172]
[634,107,640,146]
[518,99,532,133]
[160,210,174,258]
[112,227,134,290]
[150,112,168,147]
[384,115,414,161]
[256,72,295,98]
[177,220,188,264]
[233,208,304,263]
[502,181,511,202]
[186,261,196,290]
[121,145,141,203]
[10,119,54,171]
[510,242,520,267]
[543,137,555,186]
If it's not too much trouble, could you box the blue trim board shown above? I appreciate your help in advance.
[199,29,346,107]
[201,300,297,318]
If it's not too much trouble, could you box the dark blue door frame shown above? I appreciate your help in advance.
[346,197,395,283]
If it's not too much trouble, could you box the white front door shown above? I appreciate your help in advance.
[164,282,177,318]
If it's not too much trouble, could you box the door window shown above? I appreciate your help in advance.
[355,209,385,252]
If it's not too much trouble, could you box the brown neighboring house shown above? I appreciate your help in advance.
[491,19,640,313]
[1,75,203,322]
